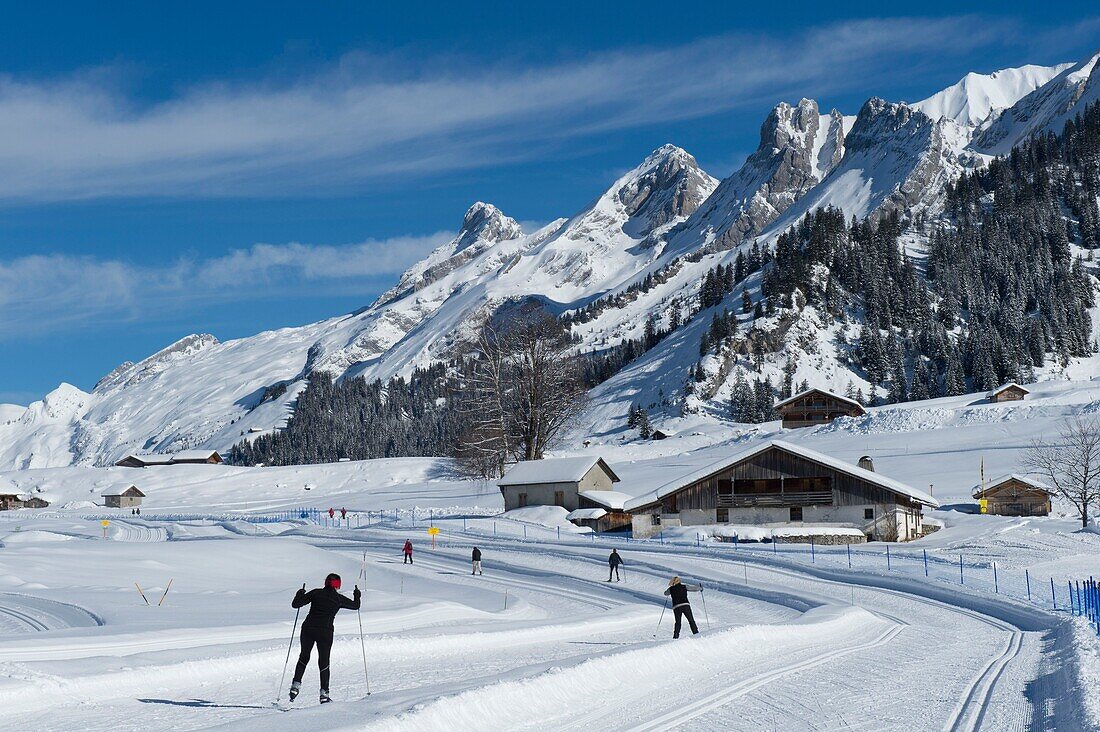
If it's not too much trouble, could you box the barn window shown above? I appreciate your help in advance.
[652,513,661,525]
[554,491,565,506]
[864,508,874,520]
[717,508,729,523]
[717,478,732,496]
[518,493,528,507]
[789,506,803,521]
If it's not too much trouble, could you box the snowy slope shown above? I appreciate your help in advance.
[911,63,1071,126]
[974,52,1100,155]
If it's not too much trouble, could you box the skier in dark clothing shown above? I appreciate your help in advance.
[663,576,702,638]
[403,539,413,564]
[608,549,623,582]
[289,573,361,703]
[471,547,483,575]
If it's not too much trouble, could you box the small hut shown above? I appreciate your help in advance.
[972,475,1052,516]
[103,486,145,509]
[775,389,866,429]
[987,383,1029,403]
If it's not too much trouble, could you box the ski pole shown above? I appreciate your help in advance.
[356,584,371,696]
[700,587,710,630]
[276,584,306,704]
[158,578,174,606]
[656,597,668,635]
[134,582,150,605]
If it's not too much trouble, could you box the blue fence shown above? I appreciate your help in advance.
[1070,578,1100,635]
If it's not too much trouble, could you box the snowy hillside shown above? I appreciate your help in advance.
[3,51,1098,469]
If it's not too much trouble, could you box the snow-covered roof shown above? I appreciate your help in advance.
[774,388,864,411]
[498,456,620,486]
[171,449,222,462]
[567,508,608,521]
[135,454,174,465]
[987,382,1030,397]
[578,490,632,510]
[971,474,1054,498]
[102,485,145,497]
[625,439,938,511]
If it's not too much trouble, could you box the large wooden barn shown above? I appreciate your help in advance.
[103,486,146,508]
[498,456,621,512]
[973,475,1053,516]
[775,389,865,429]
[626,440,937,542]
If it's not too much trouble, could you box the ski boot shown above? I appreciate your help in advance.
[319,689,331,704]
[288,681,300,702]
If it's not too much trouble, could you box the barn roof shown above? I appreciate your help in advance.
[987,382,1030,398]
[567,508,608,521]
[171,449,222,462]
[498,456,620,486]
[578,490,633,510]
[971,474,1053,498]
[774,388,864,411]
[102,485,146,497]
[625,439,938,511]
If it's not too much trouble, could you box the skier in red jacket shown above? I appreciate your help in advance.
[403,539,413,564]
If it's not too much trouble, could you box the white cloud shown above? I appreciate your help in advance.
[0,16,1046,202]
[0,232,451,337]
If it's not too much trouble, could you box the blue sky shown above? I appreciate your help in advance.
[0,2,1098,404]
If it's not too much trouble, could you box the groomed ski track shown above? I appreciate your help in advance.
[0,526,1084,731]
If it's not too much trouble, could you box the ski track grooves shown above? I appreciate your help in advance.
[620,623,907,732]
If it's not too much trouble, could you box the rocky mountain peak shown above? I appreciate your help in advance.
[455,202,523,253]
[616,144,715,232]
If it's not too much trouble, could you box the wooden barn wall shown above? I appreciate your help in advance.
[658,448,917,511]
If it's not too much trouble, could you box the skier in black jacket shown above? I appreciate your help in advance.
[289,573,361,703]
[472,546,483,575]
[663,576,702,638]
[607,549,623,582]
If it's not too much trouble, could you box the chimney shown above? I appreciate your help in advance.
[858,455,874,472]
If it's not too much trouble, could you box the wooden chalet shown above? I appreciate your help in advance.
[775,389,865,429]
[972,475,1053,516]
[498,456,621,512]
[987,383,1029,403]
[103,486,146,508]
[626,440,937,542]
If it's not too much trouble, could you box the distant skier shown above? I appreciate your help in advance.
[608,549,623,582]
[472,546,483,575]
[340,507,347,521]
[328,507,335,521]
[288,573,361,703]
[663,576,702,638]
[403,539,413,564]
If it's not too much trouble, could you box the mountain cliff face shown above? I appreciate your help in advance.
[665,99,848,256]
[2,52,1096,468]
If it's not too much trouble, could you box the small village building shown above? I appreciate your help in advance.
[0,494,49,510]
[498,456,621,512]
[651,430,671,441]
[569,490,634,532]
[775,389,866,429]
[115,450,223,468]
[626,440,937,542]
[972,475,1053,516]
[103,486,146,508]
[987,383,1029,403]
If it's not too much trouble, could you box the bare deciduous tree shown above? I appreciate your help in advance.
[453,314,588,477]
[1023,416,1100,528]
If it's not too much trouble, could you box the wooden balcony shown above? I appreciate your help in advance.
[719,490,833,508]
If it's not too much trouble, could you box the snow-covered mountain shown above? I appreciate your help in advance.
[3,51,1096,469]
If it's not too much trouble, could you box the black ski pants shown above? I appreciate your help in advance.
[673,605,699,638]
[293,624,334,690]
[608,565,620,581]
[404,554,412,564]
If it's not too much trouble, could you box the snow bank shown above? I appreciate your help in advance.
[658,524,865,544]
[499,506,591,533]
[0,529,75,543]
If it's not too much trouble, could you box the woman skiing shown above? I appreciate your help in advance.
[403,539,413,564]
[289,573,361,703]
[663,576,702,638]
